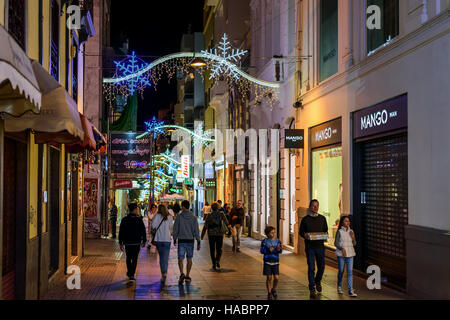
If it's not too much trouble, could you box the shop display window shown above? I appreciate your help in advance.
[312,146,343,249]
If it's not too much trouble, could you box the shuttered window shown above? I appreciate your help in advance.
[360,133,408,289]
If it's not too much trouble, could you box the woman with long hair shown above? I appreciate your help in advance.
[150,204,174,286]
[334,215,357,297]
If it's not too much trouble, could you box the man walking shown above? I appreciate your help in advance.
[230,200,245,253]
[173,200,201,285]
[119,203,147,282]
[299,200,329,299]
[109,202,118,239]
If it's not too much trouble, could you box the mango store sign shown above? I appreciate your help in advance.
[181,155,190,178]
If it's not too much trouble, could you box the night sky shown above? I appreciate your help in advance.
[110,1,205,131]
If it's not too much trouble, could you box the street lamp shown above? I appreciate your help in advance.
[190,57,206,68]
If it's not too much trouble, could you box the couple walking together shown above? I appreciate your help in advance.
[118,200,201,286]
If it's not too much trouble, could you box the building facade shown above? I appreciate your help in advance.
[294,0,449,298]
[0,0,104,300]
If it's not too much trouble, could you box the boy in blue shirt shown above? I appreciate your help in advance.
[260,226,282,300]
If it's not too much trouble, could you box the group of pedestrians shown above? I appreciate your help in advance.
[116,197,358,300]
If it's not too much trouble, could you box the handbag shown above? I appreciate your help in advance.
[150,218,165,246]
[221,215,229,234]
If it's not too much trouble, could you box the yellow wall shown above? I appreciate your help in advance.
[27,0,40,60]
[0,0,4,26]
[42,0,51,71]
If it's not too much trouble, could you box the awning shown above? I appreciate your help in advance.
[66,114,97,153]
[0,25,41,115]
[4,61,84,144]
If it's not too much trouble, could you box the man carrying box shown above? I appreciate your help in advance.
[299,200,329,299]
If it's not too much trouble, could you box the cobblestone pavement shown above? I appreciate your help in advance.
[43,219,409,300]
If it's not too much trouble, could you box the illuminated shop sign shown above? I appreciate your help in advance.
[285,129,305,149]
[181,155,190,178]
[310,118,342,149]
[354,95,407,139]
[111,133,150,173]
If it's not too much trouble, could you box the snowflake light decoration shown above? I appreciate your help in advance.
[114,51,151,96]
[193,123,213,147]
[201,34,248,80]
[145,117,165,139]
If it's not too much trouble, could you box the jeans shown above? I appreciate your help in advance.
[208,235,224,266]
[232,224,242,248]
[125,245,141,277]
[156,242,171,275]
[305,247,326,291]
[337,256,354,293]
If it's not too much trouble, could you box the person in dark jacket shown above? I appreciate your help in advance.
[201,202,230,270]
[230,200,245,253]
[299,200,329,299]
[119,203,147,282]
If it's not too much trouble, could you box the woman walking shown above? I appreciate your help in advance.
[201,202,230,271]
[151,204,174,286]
[334,215,358,297]
[202,202,212,221]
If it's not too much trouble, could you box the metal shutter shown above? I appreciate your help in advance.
[361,133,408,289]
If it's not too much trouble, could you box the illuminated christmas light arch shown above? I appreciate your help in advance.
[103,34,281,110]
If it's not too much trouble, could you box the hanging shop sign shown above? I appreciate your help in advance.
[205,162,214,179]
[181,155,190,178]
[285,129,305,149]
[206,179,216,188]
[354,94,408,139]
[114,179,133,189]
[310,118,342,149]
[110,133,150,173]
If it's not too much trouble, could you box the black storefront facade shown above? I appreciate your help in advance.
[352,94,409,290]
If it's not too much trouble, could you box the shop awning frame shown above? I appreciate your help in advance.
[4,61,84,145]
[0,25,41,115]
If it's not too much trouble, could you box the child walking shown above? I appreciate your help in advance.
[334,216,358,297]
[260,226,282,300]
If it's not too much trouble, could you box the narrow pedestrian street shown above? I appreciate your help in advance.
[43,219,407,301]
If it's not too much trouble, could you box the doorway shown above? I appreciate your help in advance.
[2,136,27,300]
[48,147,60,277]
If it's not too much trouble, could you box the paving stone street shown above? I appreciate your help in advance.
[43,219,408,301]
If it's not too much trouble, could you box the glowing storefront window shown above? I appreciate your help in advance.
[312,146,343,249]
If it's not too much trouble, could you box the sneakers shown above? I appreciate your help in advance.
[212,265,217,271]
[161,275,167,286]
[236,248,241,253]
[349,289,358,298]
[315,282,322,294]
[267,292,273,300]
[216,262,221,270]
[178,273,185,285]
[271,289,278,300]
[185,276,192,284]
[309,289,317,299]
[338,286,343,294]
[128,276,136,282]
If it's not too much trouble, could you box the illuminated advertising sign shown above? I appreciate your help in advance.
[111,133,150,173]
[181,155,190,178]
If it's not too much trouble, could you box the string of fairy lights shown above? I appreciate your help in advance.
[103,34,281,111]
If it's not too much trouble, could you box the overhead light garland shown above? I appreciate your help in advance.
[145,117,166,139]
[103,34,281,110]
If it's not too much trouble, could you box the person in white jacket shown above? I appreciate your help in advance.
[334,216,358,297]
